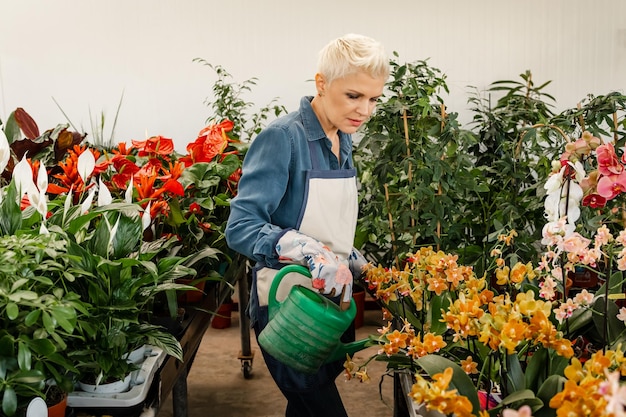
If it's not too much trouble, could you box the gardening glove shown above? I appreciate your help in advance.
[348,247,370,281]
[276,230,353,302]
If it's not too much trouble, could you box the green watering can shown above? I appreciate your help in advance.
[258,264,370,374]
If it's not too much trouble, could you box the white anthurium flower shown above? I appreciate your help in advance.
[31,162,49,218]
[142,201,152,231]
[77,149,95,185]
[39,221,49,235]
[13,156,36,199]
[125,175,134,204]
[80,186,96,214]
[105,215,120,253]
[0,129,10,174]
[28,190,48,219]
[36,161,48,195]
[97,177,113,207]
[63,187,73,224]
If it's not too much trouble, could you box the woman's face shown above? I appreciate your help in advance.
[315,71,386,135]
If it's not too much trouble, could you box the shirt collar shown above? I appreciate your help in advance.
[300,96,327,142]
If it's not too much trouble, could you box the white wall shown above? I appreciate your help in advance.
[1,0,625,151]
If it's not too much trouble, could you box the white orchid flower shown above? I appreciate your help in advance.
[544,167,564,194]
[98,177,113,207]
[571,160,586,182]
[142,201,152,231]
[77,150,96,185]
[0,129,10,174]
[125,175,134,204]
[12,156,37,199]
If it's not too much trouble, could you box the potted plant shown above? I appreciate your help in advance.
[0,185,89,416]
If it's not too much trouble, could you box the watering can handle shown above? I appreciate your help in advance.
[267,265,312,315]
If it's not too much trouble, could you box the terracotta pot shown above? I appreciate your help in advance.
[211,301,233,329]
[176,278,207,304]
[47,394,68,417]
[353,288,366,329]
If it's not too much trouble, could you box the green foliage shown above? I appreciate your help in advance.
[193,59,287,142]
[355,54,482,267]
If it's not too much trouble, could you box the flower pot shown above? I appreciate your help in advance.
[47,394,68,417]
[567,268,598,289]
[211,301,233,329]
[123,344,147,364]
[353,288,366,329]
[176,278,207,304]
[78,373,132,394]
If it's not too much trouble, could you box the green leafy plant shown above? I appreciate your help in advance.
[355,54,480,267]
[193,59,286,143]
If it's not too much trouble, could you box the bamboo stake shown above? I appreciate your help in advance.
[402,110,417,247]
[436,104,447,251]
[384,183,400,269]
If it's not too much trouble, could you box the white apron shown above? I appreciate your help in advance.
[256,141,358,307]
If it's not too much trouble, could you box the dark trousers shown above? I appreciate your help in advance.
[253,304,355,417]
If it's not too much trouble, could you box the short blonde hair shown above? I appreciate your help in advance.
[317,33,389,84]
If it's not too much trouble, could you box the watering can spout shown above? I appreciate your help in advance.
[327,339,370,363]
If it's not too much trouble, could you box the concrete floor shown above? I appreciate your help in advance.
[156,307,395,417]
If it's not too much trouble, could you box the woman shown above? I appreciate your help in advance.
[225,33,389,417]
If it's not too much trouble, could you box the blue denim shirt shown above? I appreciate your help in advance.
[225,96,354,267]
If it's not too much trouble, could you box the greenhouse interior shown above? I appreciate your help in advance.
[0,1,625,417]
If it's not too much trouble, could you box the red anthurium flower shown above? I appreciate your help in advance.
[189,202,202,215]
[110,156,141,189]
[161,178,185,196]
[183,120,235,165]
[132,136,175,158]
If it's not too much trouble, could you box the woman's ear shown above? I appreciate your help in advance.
[315,73,326,97]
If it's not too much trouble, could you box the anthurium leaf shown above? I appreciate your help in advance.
[415,355,481,414]
[166,198,186,227]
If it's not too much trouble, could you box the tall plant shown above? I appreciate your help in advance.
[465,71,563,274]
[355,54,480,267]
